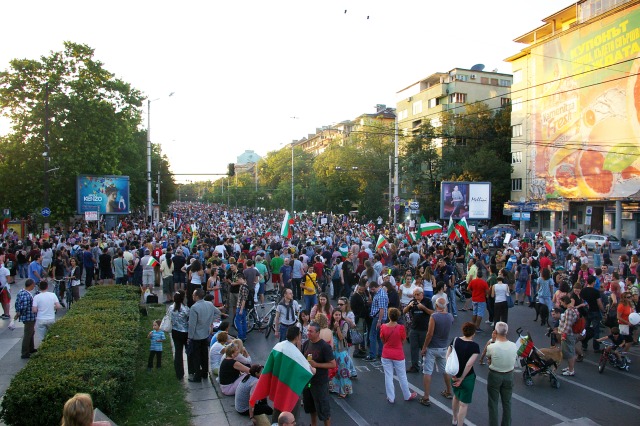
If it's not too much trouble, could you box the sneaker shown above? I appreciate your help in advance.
[485,320,492,324]
[406,392,418,401]
[406,366,419,373]
[0,314,10,320]
[514,301,519,306]
[561,370,575,376]
[476,328,484,333]
[562,367,570,372]
[364,356,377,362]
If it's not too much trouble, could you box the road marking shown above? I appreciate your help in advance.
[394,375,477,426]
[333,396,371,426]
[474,376,571,423]
[580,357,640,381]
[556,376,640,411]
[0,338,21,359]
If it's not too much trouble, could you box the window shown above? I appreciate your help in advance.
[412,101,423,115]
[454,138,467,146]
[412,119,422,128]
[501,98,511,106]
[491,78,499,85]
[449,93,467,103]
[512,124,523,137]
[481,77,489,85]
[511,151,522,163]
[456,74,468,82]
[513,70,522,84]
[499,79,511,87]
[512,98,523,112]
[398,109,408,120]
[428,97,440,108]
[511,178,522,191]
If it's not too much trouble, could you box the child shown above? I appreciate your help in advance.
[147,319,165,371]
[596,326,626,365]
[127,260,135,284]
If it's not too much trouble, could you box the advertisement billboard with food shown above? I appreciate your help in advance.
[530,4,640,199]
[76,175,130,215]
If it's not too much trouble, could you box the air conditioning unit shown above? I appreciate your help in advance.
[470,74,476,79]
[407,96,412,102]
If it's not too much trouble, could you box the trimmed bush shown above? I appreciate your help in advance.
[0,285,140,426]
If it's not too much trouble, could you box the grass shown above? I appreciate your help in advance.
[111,306,191,426]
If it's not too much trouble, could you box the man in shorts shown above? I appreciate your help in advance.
[467,276,489,332]
[302,322,335,426]
[420,297,454,405]
[559,295,578,376]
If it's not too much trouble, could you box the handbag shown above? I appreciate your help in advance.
[445,337,460,376]
[348,328,364,346]
[160,306,172,332]
[506,293,514,309]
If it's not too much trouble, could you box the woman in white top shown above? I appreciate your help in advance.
[423,267,435,299]
[41,243,54,270]
[491,276,510,325]
[400,274,417,307]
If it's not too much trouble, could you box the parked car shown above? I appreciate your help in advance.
[577,234,621,251]
[483,226,517,244]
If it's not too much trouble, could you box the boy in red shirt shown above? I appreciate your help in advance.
[468,277,489,332]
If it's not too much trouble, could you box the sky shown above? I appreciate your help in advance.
[1,0,576,183]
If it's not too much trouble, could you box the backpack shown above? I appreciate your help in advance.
[332,264,341,280]
[518,265,529,282]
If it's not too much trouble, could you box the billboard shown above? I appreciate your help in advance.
[529,3,640,200]
[440,182,491,220]
[77,175,130,215]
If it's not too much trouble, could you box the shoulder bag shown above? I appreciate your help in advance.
[160,305,172,332]
[445,337,460,376]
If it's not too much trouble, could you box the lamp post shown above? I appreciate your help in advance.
[291,142,294,213]
[147,92,174,223]
[393,116,399,224]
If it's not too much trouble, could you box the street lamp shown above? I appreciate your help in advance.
[147,92,174,223]
[290,142,294,213]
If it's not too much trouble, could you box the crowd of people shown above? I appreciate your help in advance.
[2,201,640,426]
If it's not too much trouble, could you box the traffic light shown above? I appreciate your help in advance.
[228,163,235,177]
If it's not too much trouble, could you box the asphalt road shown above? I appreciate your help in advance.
[242,295,640,426]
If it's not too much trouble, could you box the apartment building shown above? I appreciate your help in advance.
[506,0,640,240]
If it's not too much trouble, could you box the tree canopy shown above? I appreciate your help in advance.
[0,42,175,222]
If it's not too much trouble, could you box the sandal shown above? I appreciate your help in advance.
[338,394,347,399]
[441,390,453,399]
[419,397,431,406]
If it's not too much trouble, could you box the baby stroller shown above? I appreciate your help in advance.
[516,328,560,389]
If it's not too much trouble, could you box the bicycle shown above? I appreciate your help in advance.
[598,341,631,373]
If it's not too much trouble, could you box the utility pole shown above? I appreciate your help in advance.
[157,171,161,209]
[43,82,50,230]
[393,117,399,224]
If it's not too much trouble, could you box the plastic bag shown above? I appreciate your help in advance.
[8,319,16,330]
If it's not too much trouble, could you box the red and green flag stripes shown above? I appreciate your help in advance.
[249,340,313,412]
[419,216,441,237]
[455,217,470,245]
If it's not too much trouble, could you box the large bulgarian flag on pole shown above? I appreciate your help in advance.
[455,217,470,245]
[280,211,294,238]
[249,340,313,412]
[545,235,556,254]
[419,215,442,237]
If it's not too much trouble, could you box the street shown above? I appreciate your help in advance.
[241,294,640,426]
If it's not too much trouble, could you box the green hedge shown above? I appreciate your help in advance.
[0,285,140,426]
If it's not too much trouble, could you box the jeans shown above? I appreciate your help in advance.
[171,329,189,379]
[381,358,411,402]
[21,320,35,357]
[304,294,317,314]
[369,322,382,358]
[409,328,427,370]
[446,287,458,316]
[583,311,602,351]
[148,350,162,368]
[487,369,513,426]
[18,263,28,279]
[235,308,247,340]
[291,278,302,300]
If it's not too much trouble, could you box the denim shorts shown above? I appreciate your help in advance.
[423,346,448,375]
[472,301,486,317]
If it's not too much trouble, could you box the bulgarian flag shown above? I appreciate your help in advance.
[264,228,272,238]
[280,211,294,238]
[190,231,198,250]
[376,234,387,250]
[447,217,460,241]
[249,340,313,412]
[455,217,470,245]
[419,216,441,237]
[545,235,556,254]
[338,243,349,257]
[406,231,417,244]
[147,257,159,268]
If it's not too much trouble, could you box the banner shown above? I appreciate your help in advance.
[440,182,491,220]
[529,4,640,199]
[77,175,130,215]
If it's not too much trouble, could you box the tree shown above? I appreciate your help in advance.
[0,42,172,222]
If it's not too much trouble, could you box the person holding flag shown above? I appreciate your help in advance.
[419,216,442,238]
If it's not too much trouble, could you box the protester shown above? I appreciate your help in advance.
[380,307,417,403]
[302,321,336,426]
[61,393,110,426]
[187,288,215,382]
[486,322,518,426]
[170,291,190,380]
[32,280,62,346]
[449,322,480,426]
[420,297,453,406]
[14,278,36,359]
